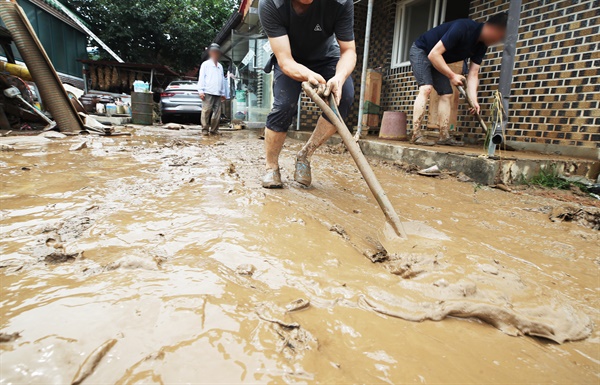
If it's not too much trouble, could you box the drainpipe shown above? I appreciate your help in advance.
[354,0,374,140]
[491,0,522,155]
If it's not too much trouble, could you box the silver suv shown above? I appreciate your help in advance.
[160,80,201,123]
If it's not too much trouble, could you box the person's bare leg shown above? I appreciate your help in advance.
[263,128,287,188]
[411,86,434,145]
[293,117,336,187]
[297,116,336,160]
[436,94,463,146]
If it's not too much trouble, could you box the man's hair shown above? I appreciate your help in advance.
[486,12,508,28]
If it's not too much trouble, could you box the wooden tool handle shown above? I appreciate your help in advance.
[302,82,407,239]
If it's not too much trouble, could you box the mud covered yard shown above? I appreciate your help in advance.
[1,128,599,384]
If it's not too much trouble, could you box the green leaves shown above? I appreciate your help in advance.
[62,0,237,71]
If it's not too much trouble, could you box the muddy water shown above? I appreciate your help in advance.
[1,129,598,384]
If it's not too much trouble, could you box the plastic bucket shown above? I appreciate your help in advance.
[379,111,408,141]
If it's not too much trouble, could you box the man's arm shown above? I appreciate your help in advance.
[428,41,466,87]
[323,40,356,105]
[269,35,326,85]
[198,62,206,100]
[466,62,481,114]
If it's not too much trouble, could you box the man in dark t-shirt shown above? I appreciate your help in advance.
[409,13,508,146]
[258,0,356,188]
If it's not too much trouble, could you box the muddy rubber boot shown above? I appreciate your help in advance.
[411,136,435,146]
[202,130,209,136]
[294,157,312,187]
[262,168,283,189]
[436,137,465,147]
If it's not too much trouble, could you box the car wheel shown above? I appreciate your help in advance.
[162,115,171,124]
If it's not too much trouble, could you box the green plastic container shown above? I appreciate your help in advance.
[363,100,381,115]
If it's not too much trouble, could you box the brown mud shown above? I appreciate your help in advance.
[1,128,599,383]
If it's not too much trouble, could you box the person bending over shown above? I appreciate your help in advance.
[258,0,356,188]
[410,12,508,146]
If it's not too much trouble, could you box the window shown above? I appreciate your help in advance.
[391,0,448,68]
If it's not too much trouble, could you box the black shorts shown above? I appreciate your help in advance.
[409,43,453,96]
[266,58,354,132]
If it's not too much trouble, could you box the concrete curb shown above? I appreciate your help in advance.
[287,131,600,185]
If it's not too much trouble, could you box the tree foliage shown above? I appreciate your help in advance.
[61,0,237,71]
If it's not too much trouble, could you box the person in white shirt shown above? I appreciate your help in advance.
[198,43,227,135]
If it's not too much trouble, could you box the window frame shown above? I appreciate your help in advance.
[391,0,448,68]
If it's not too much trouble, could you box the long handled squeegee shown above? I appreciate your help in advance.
[302,82,407,239]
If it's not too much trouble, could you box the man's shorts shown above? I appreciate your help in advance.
[266,58,354,132]
[409,43,453,96]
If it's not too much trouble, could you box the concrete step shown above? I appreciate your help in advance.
[287,131,600,186]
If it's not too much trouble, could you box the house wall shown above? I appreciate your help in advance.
[11,0,88,79]
[298,0,599,157]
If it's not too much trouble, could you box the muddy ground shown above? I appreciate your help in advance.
[1,127,599,384]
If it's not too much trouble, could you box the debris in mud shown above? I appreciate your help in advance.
[167,155,189,167]
[479,263,500,275]
[0,332,21,343]
[105,256,159,271]
[522,205,553,214]
[329,224,349,240]
[323,143,347,154]
[69,141,88,151]
[255,302,317,359]
[55,210,98,242]
[39,131,67,139]
[256,303,300,329]
[164,139,188,148]
[164,123,183,130]
[359,295,592,344]
[71,339,117,385]
[387,253,439,279]
[493,183,512,192]
[393,160,419,174]
[0,143,15,151]
[363,238,388,263]
[236,264,256,276]
[286,298,310,312]
[549,204,600,230]
[43,251,78,264]
[417,165,441,177]
[286,217,305,225]
[456,172,472,183]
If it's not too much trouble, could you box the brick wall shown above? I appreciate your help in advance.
[466,0,599,151]
[298,0,599,155]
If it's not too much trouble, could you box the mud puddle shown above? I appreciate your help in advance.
[1,128,599,383]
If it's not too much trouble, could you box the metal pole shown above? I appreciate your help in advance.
[354,0,374,139]
[149,68,154,91]
[439,0,448,24]
[432,0,441,28]
[296,93,301,131]
[493,0,522,155]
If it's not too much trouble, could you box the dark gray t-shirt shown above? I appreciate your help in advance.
[258,0,354,65]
